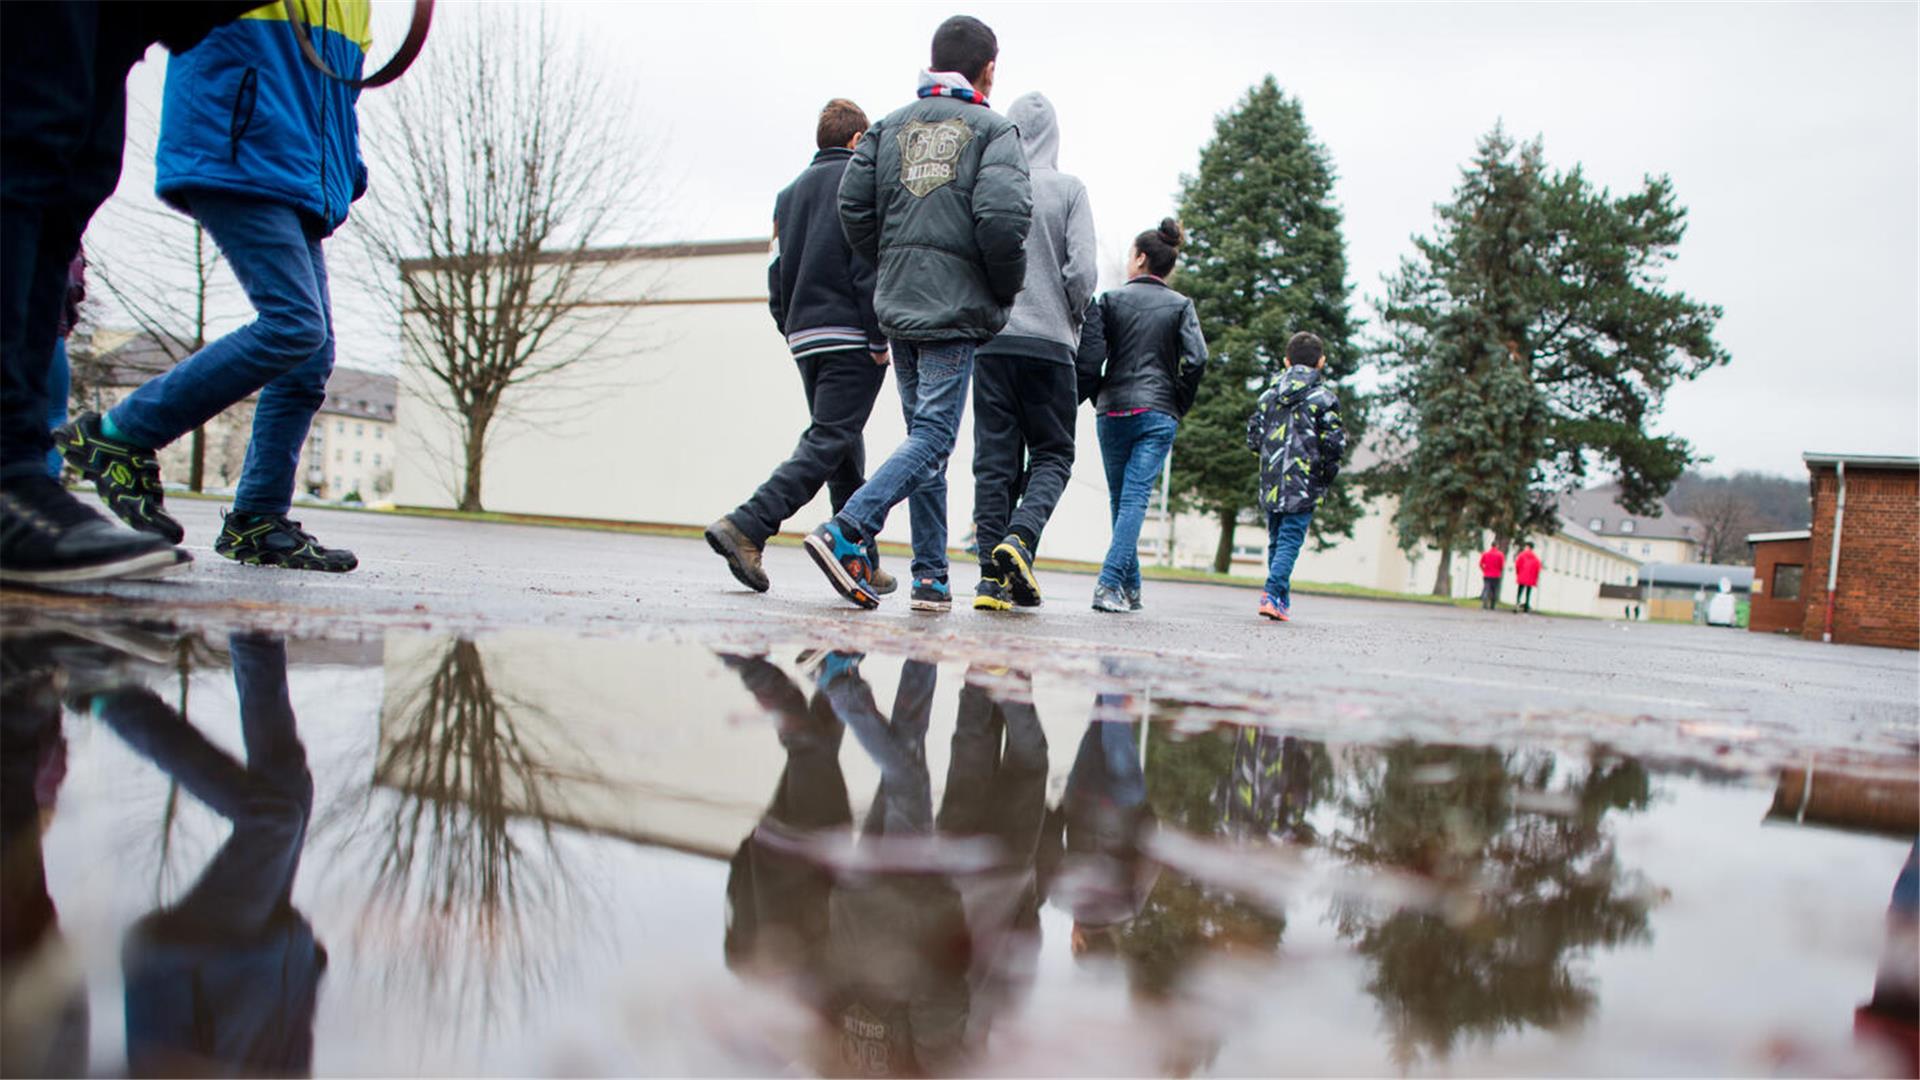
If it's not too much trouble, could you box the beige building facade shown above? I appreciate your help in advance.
[391,239,1643,617]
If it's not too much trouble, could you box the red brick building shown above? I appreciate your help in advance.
[1747,529,1812,634]
[1801,453,1918,650]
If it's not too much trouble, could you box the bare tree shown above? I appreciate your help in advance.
[355,9,658,512]
[1683,487,1757,564]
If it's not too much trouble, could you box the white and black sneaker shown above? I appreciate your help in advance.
[0,475,189,586]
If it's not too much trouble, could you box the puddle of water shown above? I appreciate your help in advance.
[1,616,1915,1077]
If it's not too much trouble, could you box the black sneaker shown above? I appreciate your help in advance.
[990,534,1042,607]
[214,510,358,572]
[55,411,184,544]
[973,575,1013,611]
[910,577,952,613]
[0,475,189,585]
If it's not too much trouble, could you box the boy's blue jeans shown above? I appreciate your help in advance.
[1095,410,1178,592]
[109,193,334,516]
[1265,509,1314,607]
[835,340,973,582]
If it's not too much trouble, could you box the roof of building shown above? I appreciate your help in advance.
[1640,561,1754,589]
[1554,515,1642,562]
[1746,529,1812,544]
[73,328,181,385]
[1803,452,1920,470]
[320,368,397,421]
[1557,485,1703,543]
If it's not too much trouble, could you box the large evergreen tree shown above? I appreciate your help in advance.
[1173,77,1356,572]
[1372,127,1726,592]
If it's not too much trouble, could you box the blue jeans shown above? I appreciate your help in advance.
[109,194,334,515]
[1265,509,1314,606]
[835,340,973,581]
[1095,410,1178,592]
[45,335,68,477]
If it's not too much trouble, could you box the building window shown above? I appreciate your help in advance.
[1621,520,1636,534]
[373,453,382,467]
[1589,517,1603,531]
[353,450,362,463]
[1641,543,1651,556]
[356,423,365,436]
[334,448,343,462]
[334,475,343,490]
[376,427,384,440]
[335,420,344,433]
[1772,564,1803,602]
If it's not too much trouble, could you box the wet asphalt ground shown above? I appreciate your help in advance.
[10,495,1916,769]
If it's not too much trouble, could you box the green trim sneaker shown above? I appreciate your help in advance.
[910,577,952,613]
[215,510,358,572]
[990,534,1042,607]
[55,411,183,544]
[1092,583,1131,613]
[973,575,1013,611]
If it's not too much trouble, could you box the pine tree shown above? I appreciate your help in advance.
[1373,126,1726,591]
[1173,77,1356,573]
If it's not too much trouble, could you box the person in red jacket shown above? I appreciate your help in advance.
[1478,543,1505,611]
[1513,542,1541,613]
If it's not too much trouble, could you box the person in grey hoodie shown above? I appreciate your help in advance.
[969,92,1096,612]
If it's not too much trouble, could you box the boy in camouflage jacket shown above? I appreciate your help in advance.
[1245,332,1345,621]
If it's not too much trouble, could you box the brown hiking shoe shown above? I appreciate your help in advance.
[705,517,769,592]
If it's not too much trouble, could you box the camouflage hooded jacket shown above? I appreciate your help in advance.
[1245,365,1345,515]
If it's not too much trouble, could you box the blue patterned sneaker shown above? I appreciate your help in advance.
[1091,583,1131,613]
[803,520,879,609]
[910,577,952,613]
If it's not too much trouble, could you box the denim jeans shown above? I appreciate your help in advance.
[109,194,334,516]
[1095,410,1178,592]
[45,336,68,477]
[1264,509,1313,606]
[835,340,974,582]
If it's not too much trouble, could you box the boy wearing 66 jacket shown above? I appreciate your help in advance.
[1246,332,1345,622]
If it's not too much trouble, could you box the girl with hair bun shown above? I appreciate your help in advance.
[1073,217,1211,613]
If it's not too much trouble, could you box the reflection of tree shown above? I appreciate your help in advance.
[1326,745,1654,1066]
[319,638,579,1037]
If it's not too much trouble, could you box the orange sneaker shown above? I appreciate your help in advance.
[1259,594,1290,621]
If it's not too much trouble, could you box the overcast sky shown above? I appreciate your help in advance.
[108,1,1916,478]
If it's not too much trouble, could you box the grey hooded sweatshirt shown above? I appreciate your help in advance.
[976,92,1097,365]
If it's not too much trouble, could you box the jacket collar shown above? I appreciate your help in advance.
[1127,274,1169,287]
[811,146,856,165]
[917,69,989,107]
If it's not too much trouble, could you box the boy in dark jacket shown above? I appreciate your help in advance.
[707,99,896,597]
[1245,332,1344,622]
[805,15,1033,613]
[970,91,1096,612]
[56,1,370,573]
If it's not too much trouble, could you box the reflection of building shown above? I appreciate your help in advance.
[1802,453,1918,649]
[71,327,396,501]
[1746,529,1812,634]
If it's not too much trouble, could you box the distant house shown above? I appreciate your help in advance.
[68,327,397,501]
[1556,485,1704,565]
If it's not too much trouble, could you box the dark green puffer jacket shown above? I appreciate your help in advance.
[837,95,1033,343]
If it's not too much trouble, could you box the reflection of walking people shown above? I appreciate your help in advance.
[706,101,897,599]
[1479,543,1506,611]
[970,92,1096,613]
[1514,542,1541,613]
[78,634,325,1077]
[1246,332,1344,622]
[806,16,1033,613]
[1078,221,1209,614]
[56,2,371,573]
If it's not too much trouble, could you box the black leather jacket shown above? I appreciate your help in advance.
[1076,277,1209,416]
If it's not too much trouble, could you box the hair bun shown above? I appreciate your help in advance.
[1157,218,1184,247]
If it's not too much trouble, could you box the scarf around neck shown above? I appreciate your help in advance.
[917,68,988,107]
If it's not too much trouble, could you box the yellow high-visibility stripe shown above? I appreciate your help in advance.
[239,0,372,52]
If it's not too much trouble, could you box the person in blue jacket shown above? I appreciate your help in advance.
[57,0,371,573]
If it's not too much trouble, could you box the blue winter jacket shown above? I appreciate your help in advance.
[156,0,370,235]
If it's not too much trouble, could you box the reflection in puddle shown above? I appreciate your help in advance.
[1,616,1914,1076]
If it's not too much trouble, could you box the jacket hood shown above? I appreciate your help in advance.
[1009,92,1059,170]
[1277,364,1324,406]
